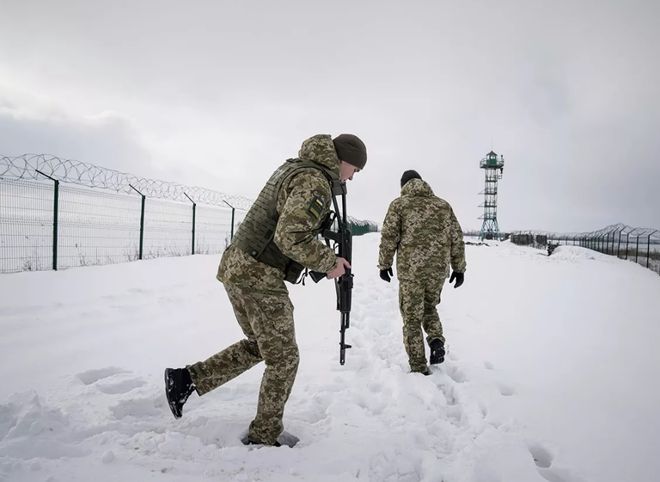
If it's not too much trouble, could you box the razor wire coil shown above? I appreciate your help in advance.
[1,154,253,209]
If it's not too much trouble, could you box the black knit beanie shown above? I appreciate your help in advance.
[401,170,422,187]
[332,134,367,169]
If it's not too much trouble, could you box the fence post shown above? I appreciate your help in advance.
[129,185,146,260]
[184,193,196,255]
[223,200,236,241]
[610,229,618,255]
[624,231,630,260]
[616,228,623,258]
[615,231,621,258]
[635,233,640,264]
[648,230,658,269]
[35,169,59,270]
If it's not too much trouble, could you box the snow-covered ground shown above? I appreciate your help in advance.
[1,234,659,482]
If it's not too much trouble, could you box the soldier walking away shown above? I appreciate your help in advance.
[377,170,465,375]
[164,134,367,447]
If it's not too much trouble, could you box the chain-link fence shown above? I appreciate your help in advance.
[510,233,547,249]
[510,224,660,275]
[0,155,249,273]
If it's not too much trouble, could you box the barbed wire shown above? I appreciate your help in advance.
[0,154,253,210]
[510,223,660,241]
[582,223,659,239]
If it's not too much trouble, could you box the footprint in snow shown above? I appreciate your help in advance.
[478,402,488,418]
[529,442,553,469]
[127,287,150,294]
[77,367,129,385]
[440,383,458,406]
[497,383,515,396]
[96,378,146,395]
[110,396,164,419]
[528,444,580,482]
[445,365,467,383]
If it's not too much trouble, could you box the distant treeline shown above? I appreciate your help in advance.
[348,217,379,236]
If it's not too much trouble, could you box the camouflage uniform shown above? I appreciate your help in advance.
[187,135,339,445]
[377,178,466,372]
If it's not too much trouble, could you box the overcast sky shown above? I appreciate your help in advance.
[1,0,658,232]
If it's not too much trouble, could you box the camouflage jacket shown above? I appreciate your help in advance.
[218,135,339,288]
[377,178,466,281]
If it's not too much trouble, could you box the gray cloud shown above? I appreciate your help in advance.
[0,108,153,174]
[1,0,658,232]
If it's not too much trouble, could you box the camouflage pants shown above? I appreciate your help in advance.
[398,278,445,372]
[187,284,299,445]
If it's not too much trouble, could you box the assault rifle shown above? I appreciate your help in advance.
[309,181,353,365]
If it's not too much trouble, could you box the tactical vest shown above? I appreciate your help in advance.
[231,158,337,283]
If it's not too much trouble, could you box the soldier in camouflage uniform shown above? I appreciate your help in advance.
[377,170,466,375]
[164,134,367,446]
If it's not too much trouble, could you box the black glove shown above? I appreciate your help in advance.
[449,271,464,288]
[379,267,393,282]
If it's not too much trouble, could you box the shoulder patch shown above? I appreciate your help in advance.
[307,191,327,221]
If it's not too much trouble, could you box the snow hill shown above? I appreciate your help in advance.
[1,234,659,482]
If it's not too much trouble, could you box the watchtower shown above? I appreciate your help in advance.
[479,151,504,239]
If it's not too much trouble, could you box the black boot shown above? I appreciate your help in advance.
[164,367,195,419]
[429,339,445,365]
